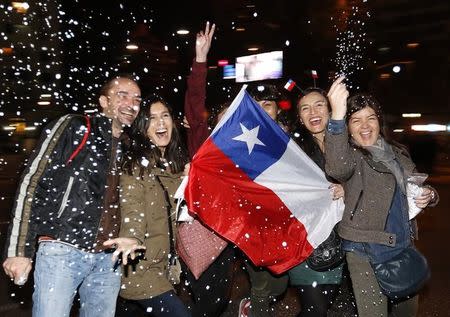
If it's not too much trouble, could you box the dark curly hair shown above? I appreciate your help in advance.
[346,93,385,136]
[346,93,410,155]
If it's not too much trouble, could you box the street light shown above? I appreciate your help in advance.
[402,113,421,118]
[392,65,401,73]
[126,44,139,50]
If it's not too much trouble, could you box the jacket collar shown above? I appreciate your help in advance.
[90,114,114,142]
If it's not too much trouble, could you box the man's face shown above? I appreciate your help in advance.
[256,100,278,121]
[100,78,141,126]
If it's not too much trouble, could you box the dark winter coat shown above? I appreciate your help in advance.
[5,114,121,258]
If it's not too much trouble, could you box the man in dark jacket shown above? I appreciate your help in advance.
[2,75,141,317]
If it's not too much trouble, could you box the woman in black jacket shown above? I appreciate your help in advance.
[288,87,345,317]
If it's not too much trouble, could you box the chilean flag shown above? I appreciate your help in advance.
[284,79,296,92]
[311,70,319,79]
[184,86,343,274]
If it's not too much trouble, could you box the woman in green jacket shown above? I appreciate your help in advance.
[105,96,190,316]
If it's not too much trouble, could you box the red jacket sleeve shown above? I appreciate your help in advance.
[184,61,209,158]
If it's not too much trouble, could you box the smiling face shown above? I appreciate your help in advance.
[297,92,330,135]
[348,106,380,146]
[99,77,141,136]
[147,101,173,154]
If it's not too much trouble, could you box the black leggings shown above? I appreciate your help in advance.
[182,245,235,317]
[115,291,190,317]
[296,284,339,317]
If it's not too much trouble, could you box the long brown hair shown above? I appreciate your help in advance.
[123,96,188,176]
[293,88,330,168]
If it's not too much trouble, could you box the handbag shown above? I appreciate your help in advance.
[167,255,182,285]
[176,219,228,279]
[371,246,430,299]
[306,226,345,272]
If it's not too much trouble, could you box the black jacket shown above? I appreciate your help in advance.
[5,114,117,258]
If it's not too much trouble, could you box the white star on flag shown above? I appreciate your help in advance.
[232,123,265,154]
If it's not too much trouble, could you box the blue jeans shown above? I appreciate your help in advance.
[33,241,121,317]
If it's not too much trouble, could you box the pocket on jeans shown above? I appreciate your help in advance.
[38,241,75,257]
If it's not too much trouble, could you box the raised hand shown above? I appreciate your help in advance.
[196,21,216,63]
[103,237,146,265]
[327,76,349,120]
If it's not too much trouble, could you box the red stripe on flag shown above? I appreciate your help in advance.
[185,138,313,273]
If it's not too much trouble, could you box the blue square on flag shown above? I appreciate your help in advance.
[212,93,289,180]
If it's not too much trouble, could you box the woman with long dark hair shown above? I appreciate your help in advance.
[105,96,190,317]
[124,95,188,175]
[288,87,345,317]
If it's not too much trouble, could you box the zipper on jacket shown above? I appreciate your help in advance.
[57,176,74,218]
[351,189,363,220]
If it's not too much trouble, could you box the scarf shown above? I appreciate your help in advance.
[364,137,407,194]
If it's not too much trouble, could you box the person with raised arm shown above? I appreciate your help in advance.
[324,77,439,317]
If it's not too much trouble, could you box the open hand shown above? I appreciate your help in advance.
[103,238,146,265]
[196,21,216,63]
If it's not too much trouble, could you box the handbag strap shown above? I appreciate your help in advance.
[155,175,176,257]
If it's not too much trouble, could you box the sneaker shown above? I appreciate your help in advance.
[238,298,251,317]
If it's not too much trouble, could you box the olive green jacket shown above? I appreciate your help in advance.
[118,167,182,300]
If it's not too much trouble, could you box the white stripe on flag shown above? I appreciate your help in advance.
[210,85,247,135]
[254,139,344,248]
[284,80,292,89]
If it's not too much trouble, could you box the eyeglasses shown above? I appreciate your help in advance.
[113,91,142,105]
